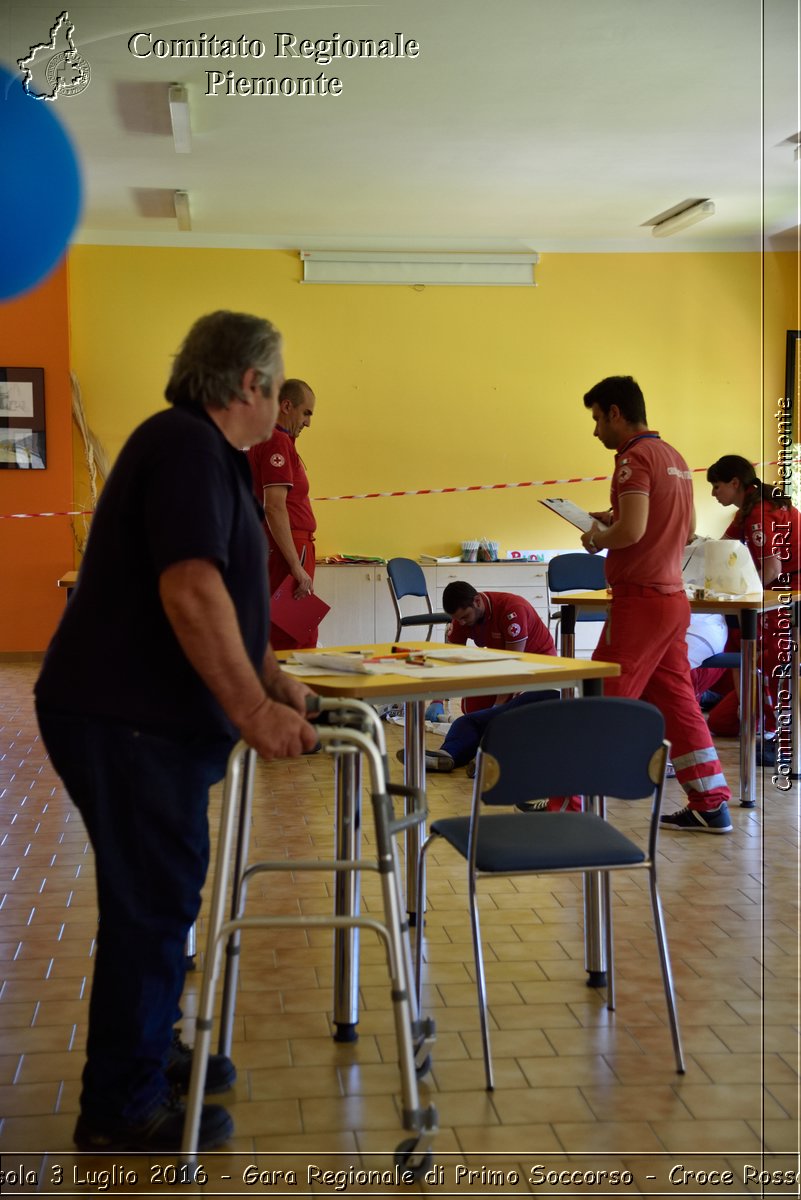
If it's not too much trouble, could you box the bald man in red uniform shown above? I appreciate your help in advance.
[248,379,317,650]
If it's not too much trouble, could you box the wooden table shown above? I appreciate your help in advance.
[57,570,78,599]
[556,590,801,808]
[282,642,621,1036]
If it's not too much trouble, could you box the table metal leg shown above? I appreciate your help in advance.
[333,749,362,1042]
[560,605,577,696]
[579,675,607,986]
[403,699,426,925]
[739,608,758,808]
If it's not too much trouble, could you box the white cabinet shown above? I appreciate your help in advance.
[433,563,549,623]
[570,618,604,659]
[315,565,376,646]
[314,564,440,647]
[313,560,604,658]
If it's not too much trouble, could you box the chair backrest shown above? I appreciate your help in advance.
[387,557,429,600]
[478,697,666,807]
[547,552,607,594]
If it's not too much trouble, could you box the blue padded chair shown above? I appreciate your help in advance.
[698,616,741,674]
[547,552,607,652]
[415,697,685,1089]
[386,558,450,642]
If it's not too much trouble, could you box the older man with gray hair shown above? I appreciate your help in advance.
[35,311,318,1153]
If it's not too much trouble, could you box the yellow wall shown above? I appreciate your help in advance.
[764,250,800,448]
[68,246,782,558]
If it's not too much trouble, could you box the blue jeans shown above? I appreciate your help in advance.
[36,708,231,1123]
[442,690,560,766]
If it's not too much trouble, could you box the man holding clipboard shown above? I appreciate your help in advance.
[578,375,732,834]
[248,379,326,649]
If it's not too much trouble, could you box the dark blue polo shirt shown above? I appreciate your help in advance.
[36,404,269,743]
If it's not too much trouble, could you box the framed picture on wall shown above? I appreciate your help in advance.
[0,367,46,469]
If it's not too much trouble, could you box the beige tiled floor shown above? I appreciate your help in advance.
[0,662,799,1195]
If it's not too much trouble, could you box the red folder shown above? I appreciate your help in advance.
[270,577,330,642]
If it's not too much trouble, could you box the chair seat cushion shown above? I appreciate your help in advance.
[399,612,449,627]
[430,811,646,873]
[699,652,741,669]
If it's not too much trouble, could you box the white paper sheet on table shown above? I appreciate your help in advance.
[284,658,559,680]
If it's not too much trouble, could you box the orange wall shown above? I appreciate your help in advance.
[0,262,74,652]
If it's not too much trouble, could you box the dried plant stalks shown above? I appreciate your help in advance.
[70,372,109,556]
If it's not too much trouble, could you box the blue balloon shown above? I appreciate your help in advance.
[0,65,82,301]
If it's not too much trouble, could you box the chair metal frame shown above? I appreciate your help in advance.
[386,557,450,642]
[415,697,685,1090]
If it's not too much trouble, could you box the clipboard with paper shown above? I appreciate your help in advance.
[539,498,595,533]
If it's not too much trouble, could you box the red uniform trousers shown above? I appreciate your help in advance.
[267,530,317,651]
[593,587,730,812]
[462,694,501,715]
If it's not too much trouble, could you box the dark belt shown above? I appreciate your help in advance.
[610,584,685,599]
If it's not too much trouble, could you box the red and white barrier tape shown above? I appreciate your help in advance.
[311,474,611,502]
[0,508,94,521]
[311,461,778,503]
[0,461,779,517]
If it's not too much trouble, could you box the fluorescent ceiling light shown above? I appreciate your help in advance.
[300,251,539,286]
[174,190,191,231]
[651,200,715,238]
[168,84,192,154]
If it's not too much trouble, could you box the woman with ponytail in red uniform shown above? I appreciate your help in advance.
[706,455,801,747]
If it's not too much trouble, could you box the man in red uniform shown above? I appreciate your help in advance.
[417,581,579,812]
[443,581,555,713]
[248,379,317,650]
[580,375,733,833]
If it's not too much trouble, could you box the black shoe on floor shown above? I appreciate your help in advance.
[659,803,733,833]
[166,1030,237,1095]
[73,1093,233,1151]
[395,747,455,773]
[756,738,776,768]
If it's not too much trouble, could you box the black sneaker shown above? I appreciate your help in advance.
[514,798,550,813]
[395,748,455,773]
[659,803,733,833]
[756,738,776,768]
[73,1093,233,1151]
[166,1031,236,1094]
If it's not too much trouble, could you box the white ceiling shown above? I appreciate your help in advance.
[4,0,800,252]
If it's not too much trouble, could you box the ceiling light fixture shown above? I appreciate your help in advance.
[173,190,191,231]
[168,84,192,153]
[651,200,715,238]
[299,250,539,286]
